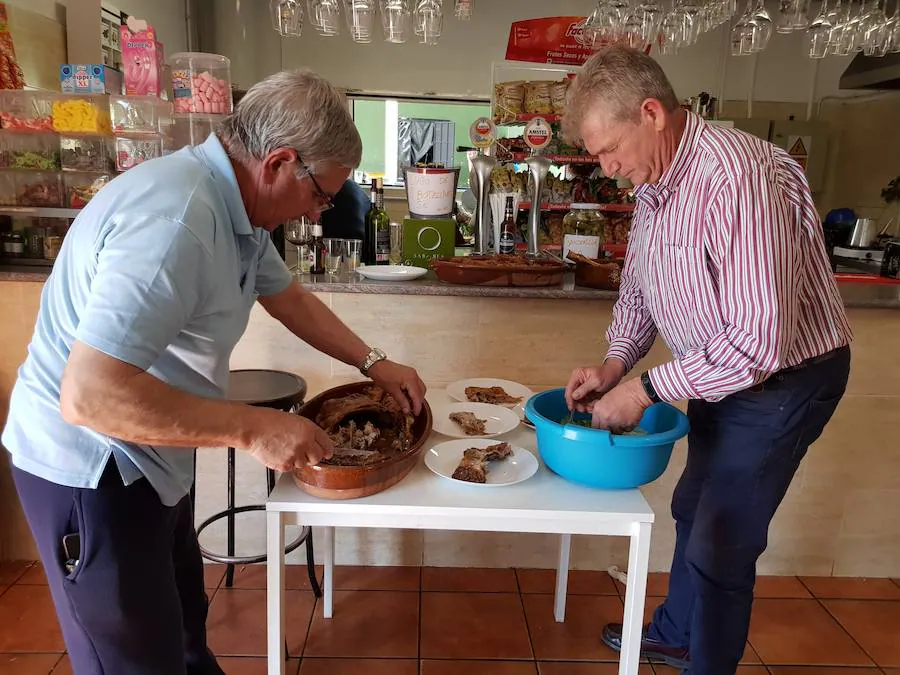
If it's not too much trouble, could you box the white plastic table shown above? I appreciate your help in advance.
[266,391,654,675]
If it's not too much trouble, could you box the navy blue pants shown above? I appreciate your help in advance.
[13,460,226,675]
[647,346,851,675]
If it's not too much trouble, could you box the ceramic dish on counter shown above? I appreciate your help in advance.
[430,402,520,439]
[425,439,539,487]
[446,378,533,407]
[294,381,433,500]
[431,254,566,287]
[356,265,428,281]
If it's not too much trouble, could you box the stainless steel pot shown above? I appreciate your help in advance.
[848,218,878,248]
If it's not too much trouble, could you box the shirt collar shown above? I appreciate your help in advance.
[194,133,255,236]
[634,111,704,212]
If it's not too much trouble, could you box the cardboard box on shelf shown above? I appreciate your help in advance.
[60,64,123,94]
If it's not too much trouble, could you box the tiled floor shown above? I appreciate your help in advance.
[1,561,899,674]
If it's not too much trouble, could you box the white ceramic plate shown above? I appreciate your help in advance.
[356,265,428,281]
[425,439,539,487]
[446,378,534,409]
[431,402,521,439]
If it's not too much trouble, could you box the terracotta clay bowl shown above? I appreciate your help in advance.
[293,382,433,500]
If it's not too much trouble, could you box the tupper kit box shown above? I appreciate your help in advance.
[60,64,123,94]
[120,17,164,97]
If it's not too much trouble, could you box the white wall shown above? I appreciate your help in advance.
[3,0,64,21]
[112,0,188,55]
[207,0,856,104]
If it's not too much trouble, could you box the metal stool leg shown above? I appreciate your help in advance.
[190,448,197,522]
[306,533,322,597]
[225,446,236,588]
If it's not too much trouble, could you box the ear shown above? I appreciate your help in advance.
[640,98,668,132]
[260,147,297,183]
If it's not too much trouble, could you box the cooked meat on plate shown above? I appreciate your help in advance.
[449,410,487,436]
[451,442,513,483]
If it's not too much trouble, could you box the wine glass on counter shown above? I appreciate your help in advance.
[285,217,312,275]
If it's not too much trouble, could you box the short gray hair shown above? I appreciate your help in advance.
[218,69,362,174]
[562,45,679,146]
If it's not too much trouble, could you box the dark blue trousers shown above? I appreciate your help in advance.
[13,460,226,675]
[646,346,850,675]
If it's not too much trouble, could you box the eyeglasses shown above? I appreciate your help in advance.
[296,152,334,212]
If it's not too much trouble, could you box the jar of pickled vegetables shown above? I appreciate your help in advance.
[562,203,605,261]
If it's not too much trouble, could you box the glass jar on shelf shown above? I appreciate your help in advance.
[169,52,233,115]
[60,135,115,173]
[115,134,163,171]
[0,90,58,131]
[562,203,605,261]
[110,95,163,134]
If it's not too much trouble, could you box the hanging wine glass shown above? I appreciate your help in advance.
[344,0,376,43]
[454,0,473,20]
[639,0,663,45]
[808,0,832,57]
[382,0,411,42]
[887,0,900,52]
[776,0,797,33]
[749,0,773,51]
[271,0,304,37]
[415,0,444,45]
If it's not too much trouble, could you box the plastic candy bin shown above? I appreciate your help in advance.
[525,388,690,490]
[169,52,232,115]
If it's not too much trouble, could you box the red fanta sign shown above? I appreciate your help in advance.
[505,17,653,66]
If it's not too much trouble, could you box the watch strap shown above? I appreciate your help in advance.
[641,371,662,404]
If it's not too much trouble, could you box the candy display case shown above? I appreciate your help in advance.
[110,95,163,133]
[52,96,112,134]
[65,172,111,208]
[167,113,224,149]
[114,134,163,171]
[0,90,58,131]
[169,53,232,115]
[60,135,115,172]
[17,171,64,207]
[0,170,16,205]
[0,132,60,170]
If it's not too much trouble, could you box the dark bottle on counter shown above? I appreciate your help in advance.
[499,195,516,255]
[373,184,390,265]
[363,178,381,265]
[309,223,325,275]
[271,223,286,260]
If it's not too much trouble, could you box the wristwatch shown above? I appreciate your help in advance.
[359,347,388,377]
[640,371,662,404]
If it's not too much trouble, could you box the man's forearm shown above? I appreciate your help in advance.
[61,343,274,449]
[259,282,370,370]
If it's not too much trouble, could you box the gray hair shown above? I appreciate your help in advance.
[217,69,362,174]
[562,45,679,146]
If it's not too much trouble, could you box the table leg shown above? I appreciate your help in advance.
[554,533,571,623]
[267,511,286,675]
[619,521,651,675]
[322,526,335,619]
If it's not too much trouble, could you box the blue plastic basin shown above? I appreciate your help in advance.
[525,388,690,490]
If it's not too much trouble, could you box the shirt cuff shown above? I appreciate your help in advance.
[648,360,699,403]
[605,338,643,374]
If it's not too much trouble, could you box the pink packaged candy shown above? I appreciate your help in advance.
[170,52,233,116]
[120,17,164,97]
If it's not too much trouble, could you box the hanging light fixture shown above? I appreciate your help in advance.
[270,0,304,37]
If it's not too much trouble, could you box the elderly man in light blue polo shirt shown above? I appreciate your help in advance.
[2,70,426,675]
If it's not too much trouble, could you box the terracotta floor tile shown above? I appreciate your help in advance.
[0,585,65,652]
[767,668,882,674]
[613,573,671,598]
[801,577,900,600]
[49,656,71,675]
[824,599,900,667]
[748,599,873,666]
[754,576,811,599]
[216,657,301,675]
[653,666,767,674]
[523,594,624,662]
[332,565,420,591]
[229,563,323,591]
[423,567,518,593]
[421,660,538,675]
[305,590,419,658]
[421,592,532,660]
[299,658,417,675]
[0,654,64,675]
[538,663,654,674]
[14,563,47,586]
[518,569,619,595]
[0,561,33,586]
[882,669,900,675]
[206,589,315,657]
[204,563,226,589]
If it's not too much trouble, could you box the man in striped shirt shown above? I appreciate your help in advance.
[562,46,853,675]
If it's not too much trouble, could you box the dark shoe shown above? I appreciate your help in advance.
[601,622,690,670]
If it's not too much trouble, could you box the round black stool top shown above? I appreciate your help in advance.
[227,369,307,410]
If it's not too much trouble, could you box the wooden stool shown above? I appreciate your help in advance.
[192,369,319,594]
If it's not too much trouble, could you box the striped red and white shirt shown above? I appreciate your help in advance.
[606,112,853,403]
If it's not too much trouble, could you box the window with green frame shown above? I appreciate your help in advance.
[350,97,491,190]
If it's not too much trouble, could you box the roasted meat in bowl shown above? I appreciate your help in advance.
[294,382,433,499]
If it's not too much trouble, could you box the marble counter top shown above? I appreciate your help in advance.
[3,265,899,308]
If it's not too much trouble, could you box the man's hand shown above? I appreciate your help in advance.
[368,360,427,416]
[246,412,335,470]
[565,359,627,412]
[589,377,653,433]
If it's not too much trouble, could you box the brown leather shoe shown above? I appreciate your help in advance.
[601,622,690,669]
